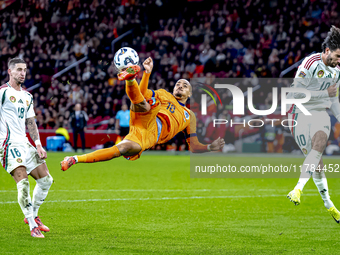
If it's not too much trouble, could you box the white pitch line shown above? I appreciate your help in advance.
[0,188,323,193]
[0,193,319,204]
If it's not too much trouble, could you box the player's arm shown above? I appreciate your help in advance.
[139,57,153,98]
[26,117,47,159]
[0,89,4,111]
[330,87,340,122]
[25,95,47,159]
[184,111,225,153]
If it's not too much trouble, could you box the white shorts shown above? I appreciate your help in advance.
[0,141,45,174]
[288,111,330,156]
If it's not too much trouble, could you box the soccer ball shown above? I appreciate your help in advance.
[113,47,139,71]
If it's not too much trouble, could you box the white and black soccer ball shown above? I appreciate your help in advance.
[113,47,139,71]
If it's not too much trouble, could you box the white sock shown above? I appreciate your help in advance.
[27,217,36,229]
[74,156,78,163]
[294,149,322,191]
[313,171,334,209]
[32,175,53,218]
[17,179,37,230]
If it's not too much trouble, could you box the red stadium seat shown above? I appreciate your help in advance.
[87,117,95,125]
[92,116,103,124]
[96,124,108,130]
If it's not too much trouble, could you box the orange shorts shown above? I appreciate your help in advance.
[123,99,162,161]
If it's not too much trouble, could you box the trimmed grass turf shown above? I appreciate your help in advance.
[0,153,340,254]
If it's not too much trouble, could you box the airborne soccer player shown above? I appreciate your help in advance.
[1,58,53,238]
[286,26,340,223]
[61,56,224,170]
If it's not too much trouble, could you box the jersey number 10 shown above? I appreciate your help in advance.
[320,82,331,91]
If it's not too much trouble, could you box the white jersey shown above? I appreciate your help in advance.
[0,82,35,145]
[287,52,340,114]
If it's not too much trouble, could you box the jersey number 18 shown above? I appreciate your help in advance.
[18,107,24,119]
[167,102,176,113]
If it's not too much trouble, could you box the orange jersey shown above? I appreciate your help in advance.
[139,72,209,153]
[143,89,197,144]
[154,89,191,144]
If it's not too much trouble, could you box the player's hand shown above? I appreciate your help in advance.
[143,57,153,74]
[209,137,225,151]
[327,84,337,97]
[36,145,47,159]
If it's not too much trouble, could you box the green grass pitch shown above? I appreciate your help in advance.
[1,153,340,254]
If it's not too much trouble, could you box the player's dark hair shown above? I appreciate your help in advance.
[8,58,26,69]
[322,25,340,53]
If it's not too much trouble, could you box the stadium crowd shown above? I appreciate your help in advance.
[1,0,340,151]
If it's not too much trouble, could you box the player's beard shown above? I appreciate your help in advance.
[174,92,182,98]
[15,77,25,85]
[326,54,337,67]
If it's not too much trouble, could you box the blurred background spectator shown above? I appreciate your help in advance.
[55,120,70,142]
[1,0,340,152]
[69,103,88,152]
[115,104,130,136]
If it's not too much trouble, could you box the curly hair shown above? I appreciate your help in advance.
[322,25,340,52]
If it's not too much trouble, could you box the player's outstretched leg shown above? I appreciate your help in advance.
[312,170,340,224]
[61,68,150,171]
[288,131,326,205]
[61,140,141,171]
[287,188,302,206]
[118,65,141,81]
[328,206,340,224]
[287,150,322,205]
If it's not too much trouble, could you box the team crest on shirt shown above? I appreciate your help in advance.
[184,110,190,120]
[26,100,29,106]
[302,148,308,155]
[298,71,306,78]
[10,96,16,103]
[148,97,156,106]
[17,158,22,163]
[317,70,324,78]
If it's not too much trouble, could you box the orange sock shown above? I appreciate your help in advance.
[126,79,145,104]
[77,146,121,163]
[139,72,151,97]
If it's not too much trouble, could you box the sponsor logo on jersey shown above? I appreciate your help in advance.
[302,148,308,154]
[18,99,23,104]
[10,96,16,103]
[298,71,306,78]
[17,158,22,163]
[26,100,29,106]
[184,110,190,120]
[317,70,324,78]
